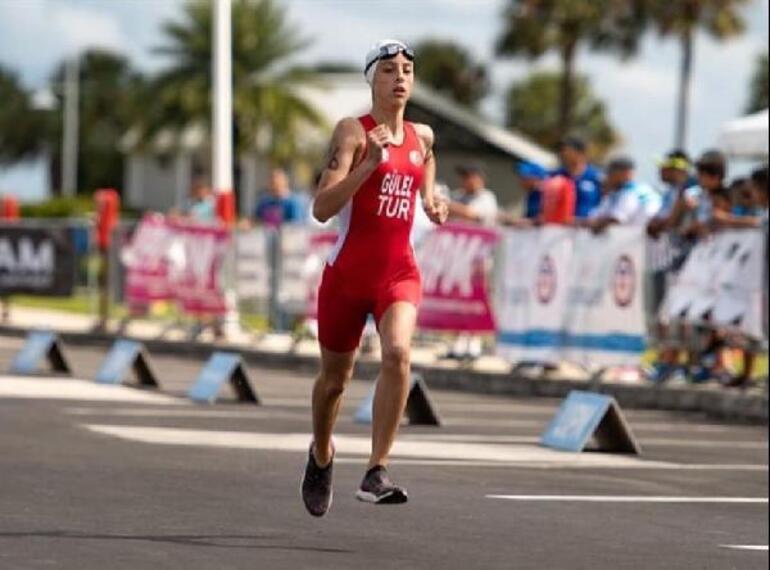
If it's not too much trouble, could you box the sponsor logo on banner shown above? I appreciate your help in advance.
[416,223,499,333]
[612,254,635,308]
[535,254,557,304]
[0,225,75,296]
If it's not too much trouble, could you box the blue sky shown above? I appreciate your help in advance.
[0,0,767,201]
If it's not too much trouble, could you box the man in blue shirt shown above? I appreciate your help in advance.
[254,168,304,226]
[554,136,602,219]
[499,161,547,227]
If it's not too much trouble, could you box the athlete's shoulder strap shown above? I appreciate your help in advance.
[358,114,376,132]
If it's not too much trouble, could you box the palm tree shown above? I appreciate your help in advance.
[496,0,647,140]
[48,50,146,194]
[412,39,489,109]
[645,0,747,148]
[505,71,620,159]
[0,65,48,166]
[140,0,324,164]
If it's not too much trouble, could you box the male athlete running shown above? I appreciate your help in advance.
[301,39,448,517]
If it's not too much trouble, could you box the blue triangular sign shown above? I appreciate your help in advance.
[354,373,441,426]
[188,352,260,404]
[9,330,71,375]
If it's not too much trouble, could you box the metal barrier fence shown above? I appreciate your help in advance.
[2,218,768,368]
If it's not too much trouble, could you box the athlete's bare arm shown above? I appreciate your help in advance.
[313,118,395,223]
[413,123,448,225]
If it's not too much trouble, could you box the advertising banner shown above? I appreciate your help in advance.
[416,223,499,333]
[0,224,76,296]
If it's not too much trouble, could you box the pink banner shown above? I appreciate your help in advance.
[416,223,499,333]
[167,220,231,316]
[123,213,174,306]
[122,215,231,317]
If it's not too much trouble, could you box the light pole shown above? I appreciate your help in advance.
[212,0,240,337]
[61,55,79,197]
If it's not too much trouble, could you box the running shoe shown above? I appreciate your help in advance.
[355,465,408,504]
[301,443,334,517]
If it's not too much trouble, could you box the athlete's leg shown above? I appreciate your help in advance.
[312,347,357,465]
[369,301,417,469]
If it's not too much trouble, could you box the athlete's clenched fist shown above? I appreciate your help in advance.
[365,124,396,166]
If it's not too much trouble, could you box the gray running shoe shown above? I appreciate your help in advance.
[301,444,333,517]
[355,465,408,504]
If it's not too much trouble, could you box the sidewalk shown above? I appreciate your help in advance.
[1,306,766,423]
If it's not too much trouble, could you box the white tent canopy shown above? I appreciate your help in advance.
[718,109,769,160]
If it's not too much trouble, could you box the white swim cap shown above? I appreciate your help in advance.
[364,39,413,85]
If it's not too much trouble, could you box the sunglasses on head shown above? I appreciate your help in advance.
[365,44,415,73]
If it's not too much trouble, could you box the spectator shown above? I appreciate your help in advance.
[499,161,546,227]
[554,136,603,219]
[647,149,698,239]
[445,162,498,360]
[447,162,498,226]
[255,167,304,226]
[540,174,576,225]
[184,176,216,223]
[712,167,769,230]
[585,156,660,233]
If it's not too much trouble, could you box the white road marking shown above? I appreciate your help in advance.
[400,434,768,450]
[0,377,181,405]
[719,545,769,551]
[486,495,768,503]
[81,425,766,471]
[448,417,747,433]
[65,407,307,420]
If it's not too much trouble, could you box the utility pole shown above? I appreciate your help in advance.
[212,0,240,337]
[61,55,80,197]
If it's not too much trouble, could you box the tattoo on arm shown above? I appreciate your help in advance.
[326,145,340,170]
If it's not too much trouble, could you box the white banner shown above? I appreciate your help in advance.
[661,229,767,340]
[497,226,647,367]
[235,229,269,300]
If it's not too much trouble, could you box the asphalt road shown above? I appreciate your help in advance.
[1,337,768,570]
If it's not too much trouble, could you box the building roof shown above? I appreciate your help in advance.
[122,72,557,169]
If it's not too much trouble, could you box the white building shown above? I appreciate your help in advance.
[122,73,557,217]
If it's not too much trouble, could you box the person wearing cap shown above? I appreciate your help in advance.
[498,161,546,227]
[585,156,661,232]
[447,162,499,226]
[554,136,603,219]
[301,39,448,517]
[647,149,697,239]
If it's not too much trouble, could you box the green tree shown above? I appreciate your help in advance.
[645,0,748,147]
[412,39,489,109]
[496,0,646,138]
[745,51,768,113]
[0,65,48,165]
[49,49,146,194]
[141,0,324,163]
[505,71,619,159]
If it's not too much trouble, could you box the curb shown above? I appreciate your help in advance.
[1,324,767,424]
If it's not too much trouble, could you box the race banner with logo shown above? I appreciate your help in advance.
[121,216,231,316]
[416,223,499,333]
[561,227,646,366]
[166,221,231,316]
[497,226,647,367]
[0,224,76,296]
[661,228,767,340]
[496,226,573,362]
[122,214,175,305]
